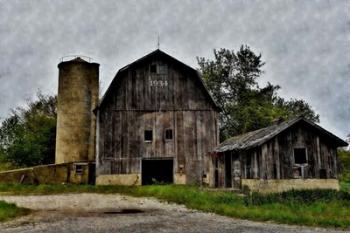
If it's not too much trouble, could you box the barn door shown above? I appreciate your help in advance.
[141,158,174,185]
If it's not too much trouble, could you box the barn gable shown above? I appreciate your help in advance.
[99,49,219,111]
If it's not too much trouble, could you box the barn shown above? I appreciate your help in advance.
[212,117,348,192]
[95,49,220,185]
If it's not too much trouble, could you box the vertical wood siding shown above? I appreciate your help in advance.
[97,56,219,184]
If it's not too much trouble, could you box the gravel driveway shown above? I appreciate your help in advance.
[0,193,348,233]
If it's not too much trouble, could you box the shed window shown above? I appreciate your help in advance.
[294,148,307,164]
[144,130,153,142]
[165,129,173,140]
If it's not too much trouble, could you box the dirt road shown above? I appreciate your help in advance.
[0,193,347,233]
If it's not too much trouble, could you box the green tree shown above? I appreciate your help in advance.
[198,46,319,141]
[0,93,57,167]
[338,149,350,182]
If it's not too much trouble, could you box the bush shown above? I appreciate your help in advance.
[244,189,350,206]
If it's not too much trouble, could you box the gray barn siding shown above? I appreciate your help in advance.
[97,54,219,184]
[216,123,340,188]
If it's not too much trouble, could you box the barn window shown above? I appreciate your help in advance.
[165,129,173,140]
[294,148,307,164]
[150,64,168,75]
[158,64,168,74]
[150,64,157,73]
[144,130,153,142]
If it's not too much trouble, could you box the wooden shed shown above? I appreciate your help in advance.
[95,49,220,185]
[212,117,348,192]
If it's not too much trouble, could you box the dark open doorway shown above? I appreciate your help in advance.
[225,154,232,188]
[142,158,174,185]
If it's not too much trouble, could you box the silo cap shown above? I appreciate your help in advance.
[60,55,93,63]
[72,57,89,62]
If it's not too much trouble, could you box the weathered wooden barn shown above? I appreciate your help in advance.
[95,49,220,185]
[212,117,348,192]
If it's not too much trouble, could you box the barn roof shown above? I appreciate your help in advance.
[98,49,220,111]
[214,117,348,153]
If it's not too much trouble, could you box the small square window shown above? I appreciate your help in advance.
[75,164,83,175]
[165,129,173,140]
[150,65,157,73]
[158,64,168,74]
[144,130,153,141]
[294,148,307,164]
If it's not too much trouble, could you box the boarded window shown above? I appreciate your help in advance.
[165,129,173,140]
[144,130,153,142]
[158,64,168,74]
[294,148,307,164]
[150,64,157,73]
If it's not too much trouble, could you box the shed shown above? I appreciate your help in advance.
[211,117,348,192]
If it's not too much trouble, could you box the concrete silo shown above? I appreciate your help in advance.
[55,57,99,164]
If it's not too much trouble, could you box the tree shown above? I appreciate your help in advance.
[0,93,57,167]
[198,46,319,141]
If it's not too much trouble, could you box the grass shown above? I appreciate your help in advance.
[0,184,350,228]
[0,201,29,222]
[340,181,350,193]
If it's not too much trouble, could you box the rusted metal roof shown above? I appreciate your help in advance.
[214,116,348,153]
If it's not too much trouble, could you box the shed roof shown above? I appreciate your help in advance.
[98,49,220,111]
[214,117,348,153]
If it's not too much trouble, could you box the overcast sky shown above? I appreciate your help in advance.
[0,0,349,138]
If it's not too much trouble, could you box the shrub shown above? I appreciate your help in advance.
[244,189,350,206]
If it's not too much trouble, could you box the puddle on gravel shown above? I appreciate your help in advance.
[103,209,144,214]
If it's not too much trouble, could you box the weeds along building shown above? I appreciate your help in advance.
[95,50,220,185]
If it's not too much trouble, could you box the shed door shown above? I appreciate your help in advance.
[142,158,174,185]
[225,154,232,188]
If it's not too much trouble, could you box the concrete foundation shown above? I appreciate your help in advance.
[0,163,94,185]
[241,179,339,193]
[174,173,186,185]
[96,174,141,186]
[96,173,189,186]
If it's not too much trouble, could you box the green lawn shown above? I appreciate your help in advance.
[0,184,350,228]
[341,181,350,193]
[0,201,29,222]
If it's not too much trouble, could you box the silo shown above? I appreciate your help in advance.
[55,57,99,164]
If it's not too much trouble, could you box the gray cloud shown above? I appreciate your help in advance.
[0,0,349,137]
